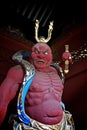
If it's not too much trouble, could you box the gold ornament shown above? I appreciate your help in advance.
[35,19,54,43]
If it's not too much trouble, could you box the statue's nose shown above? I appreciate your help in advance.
[38,52,45,58]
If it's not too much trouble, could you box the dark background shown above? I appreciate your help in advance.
[0,0,87,43]
[0,0,87,130]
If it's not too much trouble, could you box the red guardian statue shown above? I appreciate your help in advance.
[0,19,74,130]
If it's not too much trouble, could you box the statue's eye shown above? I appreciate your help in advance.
[44,51,48,55]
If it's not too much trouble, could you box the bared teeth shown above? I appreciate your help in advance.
[38,60,44,63]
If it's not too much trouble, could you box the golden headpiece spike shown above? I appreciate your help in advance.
[35,19,54,43]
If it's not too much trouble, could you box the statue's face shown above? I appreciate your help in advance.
[31,43,52,70]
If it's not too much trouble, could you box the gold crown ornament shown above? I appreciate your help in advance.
[35,19,54,43]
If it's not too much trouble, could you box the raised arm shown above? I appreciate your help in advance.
[0,65,24,125]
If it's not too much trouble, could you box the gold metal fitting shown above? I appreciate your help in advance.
[35,19,54,43]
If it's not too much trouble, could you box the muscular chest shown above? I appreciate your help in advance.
[29,71,63,92]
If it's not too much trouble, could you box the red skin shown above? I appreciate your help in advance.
[0,65,24,125]
[25,43,64,124]
[0,43,71,125]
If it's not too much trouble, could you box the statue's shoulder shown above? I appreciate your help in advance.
[6,65,24,82]
[49,66,58,74]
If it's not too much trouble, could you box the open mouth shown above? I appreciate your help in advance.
[34,59,48,66]
[37,59,45,63]
[37,60,44,63]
